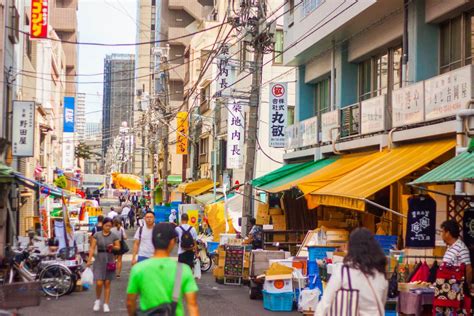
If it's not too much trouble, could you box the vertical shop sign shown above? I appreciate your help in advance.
[268,83,287,148]
[425,64,474,120]
[62,133,75,171]
[226,99,244,169]
[321,110,339,143]
[12,101,35,157]
[216,44,232,98]
[176,112,189,154]
[463,207,474,248]
[360,95,386,134]
[405,195,436,248]
[63,97,75,132]
[30,0,49,39]
[39,193,50,237]
[392,82,425,127]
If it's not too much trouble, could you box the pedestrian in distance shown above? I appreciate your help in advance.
[111,217,127,279]
[86,217,121,313]
[131,211,156,265]
[131,192,139,207]
[316,228,388,316]
[128,206,135,229]
[121,203,131,229]
[126,222,199,316]
[108,207,118,219]
[91,215,105,235]
[169,209,177,224]
[136,206,143,227]
[176,213,198,270]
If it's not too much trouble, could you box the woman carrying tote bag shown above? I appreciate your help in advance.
[316,228,388,316]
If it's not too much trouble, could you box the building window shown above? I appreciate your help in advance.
[199,137,209,164]
[315,77,330,118]
[24,14,32,61]
[302,0,324,17]
[273,30,284,64]
[200,50,211,70]
[8,5,19,44]
[200,83,211,113]
[358,46,402,101]
[287,106,295,125]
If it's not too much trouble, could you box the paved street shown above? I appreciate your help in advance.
[22,202,298,315]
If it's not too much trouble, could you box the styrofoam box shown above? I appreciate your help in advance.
[219,233,237,245]
[264,274,293,293]
[269,259,293,268]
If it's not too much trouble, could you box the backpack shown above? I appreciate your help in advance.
[179,226,195,250]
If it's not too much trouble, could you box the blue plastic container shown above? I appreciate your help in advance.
[308,246,336,261]
[307,261,318,276]
[262,291,294,312]
[207,241,219,254]
[374,235,398,254]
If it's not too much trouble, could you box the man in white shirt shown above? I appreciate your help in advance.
[175,213,198,269]
[169,209,177,224]
[107,207,118,219]
[121,204,131,228]
[132,211,155,264]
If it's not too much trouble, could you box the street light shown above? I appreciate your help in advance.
[193,113,217,201]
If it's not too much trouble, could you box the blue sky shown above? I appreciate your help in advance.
[77,0,137,123]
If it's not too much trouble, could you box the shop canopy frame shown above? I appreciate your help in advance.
[176,179,214,194]
[307,139,456,217]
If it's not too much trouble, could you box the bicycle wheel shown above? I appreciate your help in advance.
[38,264,73,297]
[199,251,212,272]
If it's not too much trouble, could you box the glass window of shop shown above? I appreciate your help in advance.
[440,13,474,73]
[273,30,284,64]
[358,46,402,102]
[314,77,330,118]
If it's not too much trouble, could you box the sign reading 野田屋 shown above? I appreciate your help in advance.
[12,101,35,157]
[360,95,386,134]
[30,0,49,39]
[63,97,75,133]
[392,81,425,127]
[176,112,189,155]
[227,99,245,169]
[268,83,287,148]
[62,133,75,171]
[321,110,339,143]
[425,64,474,121]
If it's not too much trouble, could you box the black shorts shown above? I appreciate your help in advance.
[178,250,195,269]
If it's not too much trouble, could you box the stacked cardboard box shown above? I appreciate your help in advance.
[256,203,270,225]
[271,214,287,230]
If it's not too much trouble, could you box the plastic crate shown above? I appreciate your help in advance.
[385,311,397,316]
[262,291,294,312]
[308,246,336,261]
[207,241,219,254]
[307,261,318,276]
[374,235,398,254]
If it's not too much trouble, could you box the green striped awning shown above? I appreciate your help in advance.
[251,162,313,188]
[410,150,474,185]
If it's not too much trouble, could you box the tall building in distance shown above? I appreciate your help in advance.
[51,0,78,96]
[102,54,135,171]
[86,122,102,140]
[75,93,86,141]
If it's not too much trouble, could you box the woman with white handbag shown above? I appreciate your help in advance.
[316,228,389,316]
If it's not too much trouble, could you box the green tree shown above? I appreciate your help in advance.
[74,141,97,167]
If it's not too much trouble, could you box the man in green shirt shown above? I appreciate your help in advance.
[127,223,199,316]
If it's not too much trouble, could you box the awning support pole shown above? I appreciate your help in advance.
[364,199,406,218]
[409,185,450,197]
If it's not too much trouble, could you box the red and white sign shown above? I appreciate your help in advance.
[269,82,288,148]
[30,0,49,39]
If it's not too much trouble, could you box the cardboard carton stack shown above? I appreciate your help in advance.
[256,203,270,225]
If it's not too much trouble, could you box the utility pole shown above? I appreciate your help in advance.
[237,0,272,236]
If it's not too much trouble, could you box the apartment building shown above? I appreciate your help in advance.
[280,0,474,231]
[75,92,86,141]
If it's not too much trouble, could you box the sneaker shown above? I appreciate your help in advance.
[93,300,100,312]
[103,304,110,313]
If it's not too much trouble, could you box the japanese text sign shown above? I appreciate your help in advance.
[227,100,245,169]
[268,83,287,148]
[62,133,75,171]
[63,97,75,133]
[321,110,339,143]
[176,112,189,155]
[216,44,233,98]
[425,64,474,121]
[360,95,386,134]
[30,0,49,39]
[12,101,35,157]
[392,82,425,127]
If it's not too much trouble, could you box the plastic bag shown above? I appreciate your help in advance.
[81,267,94,287]
[298,288,321,312]
[193,259,201,279]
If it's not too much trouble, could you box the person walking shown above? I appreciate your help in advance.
[175,213,198,270]
[316,228,388,316]
[128,206,135,229]
[169,209,177,224]
[131,193,139,208]
[131,211,155,265]
[111,218,127,278]
[91,215,104,235]
[86,217,120,313]
[126,223,199,316]
[108,207,118,219]
[121,203,131,229]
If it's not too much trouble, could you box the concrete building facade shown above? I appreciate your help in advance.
[75,92,85,141]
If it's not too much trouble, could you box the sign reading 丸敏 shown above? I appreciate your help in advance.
[268,83,287,148]
[321,110,339,143]
[176,112,189,155]
[12,101,35,157]
[392,81,425,127]
[360,95,386,134]
[63,97,75,133]
[30,0,49,39]
[425,64,474,121]
[227,100,245,169]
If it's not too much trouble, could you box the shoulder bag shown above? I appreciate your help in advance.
[138,263,183,316]
[120,228,129,254]
[363,273,384,316]
[329,265,360,316]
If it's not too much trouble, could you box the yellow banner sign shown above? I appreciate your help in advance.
[176,112,189,155]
